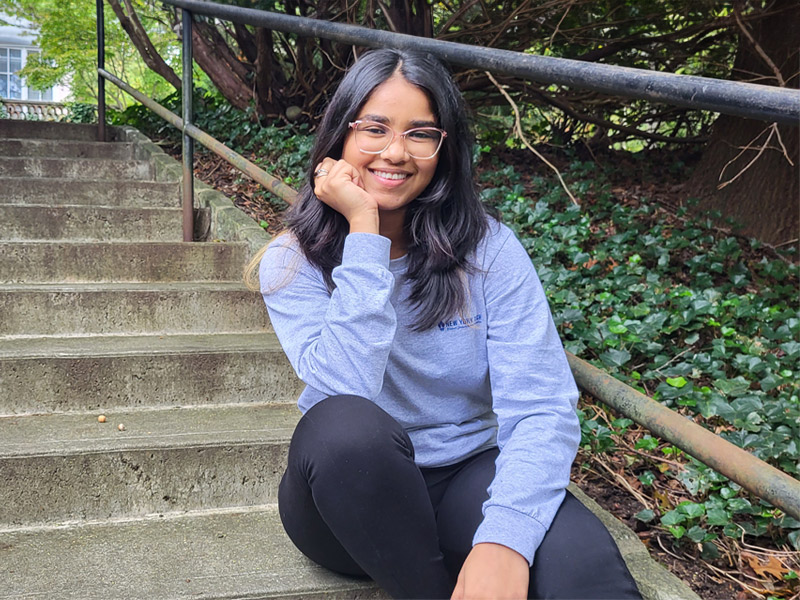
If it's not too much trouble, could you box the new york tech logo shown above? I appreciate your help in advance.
[438,314,483,332]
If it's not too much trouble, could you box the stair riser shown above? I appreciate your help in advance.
[0,206,183,242]
[0,178,180,207]
[1,139,135,160]
[0,351,302,414]
[0,119,123,141]
[0,443,289,527]
[0,243,251,283]
[0,290,271,336]
[0,157,152,180]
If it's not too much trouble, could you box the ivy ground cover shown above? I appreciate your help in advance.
[480,155,799,596]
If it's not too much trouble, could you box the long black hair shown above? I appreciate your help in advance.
[287,48,490,331]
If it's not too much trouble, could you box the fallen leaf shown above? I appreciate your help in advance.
[582,258,599,269]
[653,489,671,512]
[742,552,789,580]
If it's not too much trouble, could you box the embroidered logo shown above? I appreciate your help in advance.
[438,314,483,332]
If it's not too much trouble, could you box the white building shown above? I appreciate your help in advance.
[0,11,69,103]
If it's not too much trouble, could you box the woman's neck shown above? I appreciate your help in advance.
[379,209,408,259]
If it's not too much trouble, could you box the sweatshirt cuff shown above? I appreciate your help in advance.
[342,233,391,268]
[472,505,548,566]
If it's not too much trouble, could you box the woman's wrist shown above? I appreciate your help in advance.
[348,210,380,235]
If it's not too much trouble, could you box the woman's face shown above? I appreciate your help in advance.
[341,76,440,216]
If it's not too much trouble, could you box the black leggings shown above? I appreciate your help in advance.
[279,395,642,599]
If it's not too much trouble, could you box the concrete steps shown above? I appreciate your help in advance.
[0,282,271,337]
[0,403,298,527]
[1,137,136,160]
[0,156,152,179]
[0,241,250,283]
[0,177,179,206]
[0,205,183,242]
[0,505,384,600]
[0,333,302,414]
[0,119,123,141]
[0,119,381,600]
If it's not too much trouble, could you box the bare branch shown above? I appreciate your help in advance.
[733,3,786,86]
[717,124,775,190]
[486,71,580,207]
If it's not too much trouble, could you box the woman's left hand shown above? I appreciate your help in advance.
[451,543,529,600]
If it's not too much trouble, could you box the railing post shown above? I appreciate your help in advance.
[96,0,106,142]
[181,8,195,242]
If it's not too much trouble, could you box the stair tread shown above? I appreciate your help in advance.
[0,281,251,292]
[1,136,134,146]
[0,240,247,250]
[0,402,300,458]
[0,175,176,186]
[0,331,282,358]
[0,504,384,599]
[0,203,182,211]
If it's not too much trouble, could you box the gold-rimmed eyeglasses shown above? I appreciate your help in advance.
[348,120,447,160]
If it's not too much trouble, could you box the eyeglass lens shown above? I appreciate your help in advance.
[354,122,443,158]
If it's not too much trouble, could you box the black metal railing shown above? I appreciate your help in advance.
[95,0,800,519]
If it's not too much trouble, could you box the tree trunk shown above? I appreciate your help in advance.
[107,0,182,90]
[685,0,799,246]
[190,21,252,112]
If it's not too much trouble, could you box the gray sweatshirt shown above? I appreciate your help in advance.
[259,220,580,564]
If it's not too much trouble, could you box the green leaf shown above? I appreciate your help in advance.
[667,525,686,539]
[635,436,659,451]
[608,317,629,335]
[701,541,720,559]
[788,530,800,551]
[599,348,632,368]
[638,471,656,486]
[714,377,751,396]
[678,502,705,519]
[684,333,700,345]
[706,507,730,526]
[686,525,707,543]
[666,376,688,388]
[660,509,686,526]
[635,509,656,523]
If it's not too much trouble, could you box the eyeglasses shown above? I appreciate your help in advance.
[348,120,447,159]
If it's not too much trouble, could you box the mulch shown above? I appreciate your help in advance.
[163,140,797,600]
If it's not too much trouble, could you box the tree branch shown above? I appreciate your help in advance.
[733,3,785,86]
[107,0,181,90]
[486,71,580,206]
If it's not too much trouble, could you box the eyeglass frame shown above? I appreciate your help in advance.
[347,120,447,159]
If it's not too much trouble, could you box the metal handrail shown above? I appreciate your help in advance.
[95,0,800,520]
[163,0,800,126]
[567,354,800,520]
[97,68,297,204]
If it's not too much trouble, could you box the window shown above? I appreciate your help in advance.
[0,47,53,101]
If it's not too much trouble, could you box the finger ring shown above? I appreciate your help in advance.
[314,168,329,177]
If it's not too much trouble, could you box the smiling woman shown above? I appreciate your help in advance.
[249,49,643,600]
[313,76,441,256]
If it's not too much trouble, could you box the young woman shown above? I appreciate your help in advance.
[254,48,642,600]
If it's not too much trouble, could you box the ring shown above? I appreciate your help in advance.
[314,168,329,177]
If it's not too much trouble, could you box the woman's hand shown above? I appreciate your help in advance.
[314,158,379,234]
[451,543,529,600]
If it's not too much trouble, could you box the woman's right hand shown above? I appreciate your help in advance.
[314,158,379,235]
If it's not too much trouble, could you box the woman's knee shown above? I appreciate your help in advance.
[531,491,641,598]
[289,395,415,472]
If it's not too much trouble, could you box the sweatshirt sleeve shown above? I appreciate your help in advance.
[259,232,397,400]
[472,227,580,565]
